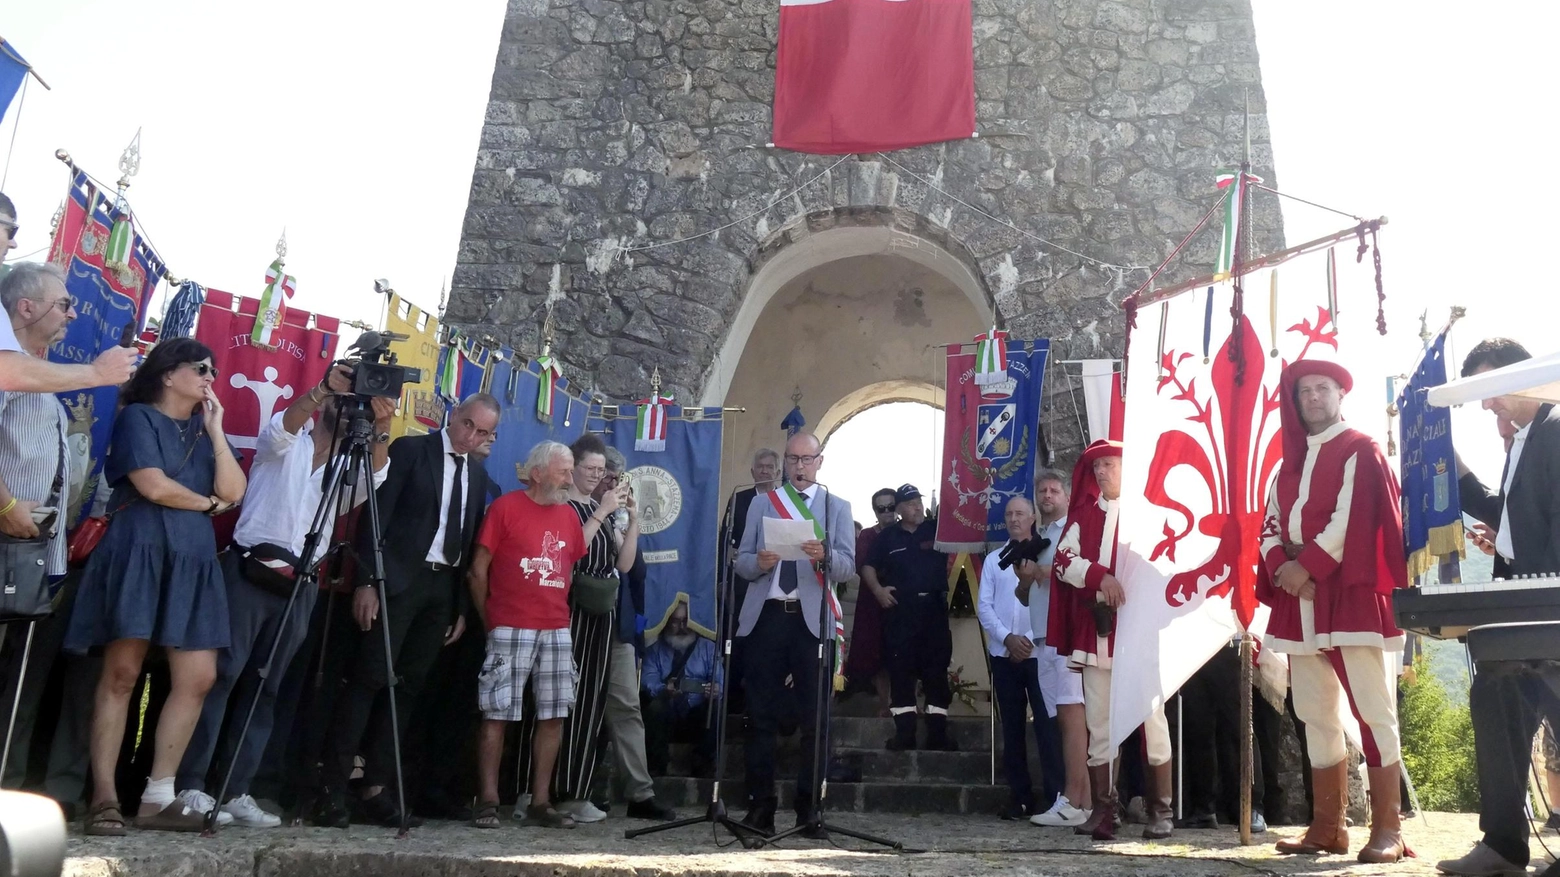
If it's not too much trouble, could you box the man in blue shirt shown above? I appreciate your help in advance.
[642,598,722,777]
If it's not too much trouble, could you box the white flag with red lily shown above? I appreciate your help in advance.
[634,393,672,452]
[1109,246,1382,753]
[252,259,297,350]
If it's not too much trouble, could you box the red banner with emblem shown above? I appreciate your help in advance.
[193,289,341,543]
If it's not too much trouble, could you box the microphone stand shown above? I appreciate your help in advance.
[758,481,900,850]
[624,483,757,842]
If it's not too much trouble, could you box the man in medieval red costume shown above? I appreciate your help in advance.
[1047,439,1173,841]
[1257,359,1411,864]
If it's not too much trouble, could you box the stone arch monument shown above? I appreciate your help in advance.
[446,0,1283,488]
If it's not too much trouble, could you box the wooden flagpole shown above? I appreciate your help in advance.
[1235,92,1256,849]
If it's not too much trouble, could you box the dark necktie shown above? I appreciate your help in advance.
[443,453,465,565]
[780,558,798,594]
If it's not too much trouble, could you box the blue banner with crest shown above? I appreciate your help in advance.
[1396,326,1463,581]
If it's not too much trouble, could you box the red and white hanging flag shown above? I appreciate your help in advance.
[772,0,975,154]
[635,394,672,452]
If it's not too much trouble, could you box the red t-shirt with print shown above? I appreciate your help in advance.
[476,490,585,631]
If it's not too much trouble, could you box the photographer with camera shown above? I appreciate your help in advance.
[171,363,393,828]
[976,496,1065,823]
[312,393,496,829]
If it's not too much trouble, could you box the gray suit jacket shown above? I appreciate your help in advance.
[734,486,855,640]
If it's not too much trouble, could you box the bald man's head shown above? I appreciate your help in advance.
[783,432,824,488]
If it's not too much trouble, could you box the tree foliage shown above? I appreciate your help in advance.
[1399,656,1479,812]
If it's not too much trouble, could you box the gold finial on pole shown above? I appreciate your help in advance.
[650,365,663,396]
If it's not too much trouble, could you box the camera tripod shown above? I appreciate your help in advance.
[203,400,415,836]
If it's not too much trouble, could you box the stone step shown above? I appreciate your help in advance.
[823,715,995,752]
[650,776,1009,816]
[684,744,999,784]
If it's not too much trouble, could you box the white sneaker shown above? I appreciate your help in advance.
[556,800,607,823]
[222,794,281,828]
[1030,794,1090,827]
[175,789,234,825]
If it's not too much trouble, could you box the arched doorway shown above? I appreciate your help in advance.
[712,224,991,495]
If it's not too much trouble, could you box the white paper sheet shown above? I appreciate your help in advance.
[763,517,819,561]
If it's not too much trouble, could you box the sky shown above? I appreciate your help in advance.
[4,0,1552,508]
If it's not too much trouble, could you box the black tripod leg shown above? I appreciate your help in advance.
[358,443,412,837]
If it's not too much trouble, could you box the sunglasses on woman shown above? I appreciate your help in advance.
[185,362,220,379]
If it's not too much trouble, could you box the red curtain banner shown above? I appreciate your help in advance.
[772,0,975,154]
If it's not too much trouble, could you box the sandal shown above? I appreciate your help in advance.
[472,801,501,829]
[85,802,127,837]
[524,802,577,829]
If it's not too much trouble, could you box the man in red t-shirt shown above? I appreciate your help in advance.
[468,440,585,828]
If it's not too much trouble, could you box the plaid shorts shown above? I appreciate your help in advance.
[478,627,575,722]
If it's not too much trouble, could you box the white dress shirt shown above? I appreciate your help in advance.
[233,411,389,565]
[426,430,470,565]
[765,484,820,601]
[1496,421,1530,562]
[977,548,1036,660]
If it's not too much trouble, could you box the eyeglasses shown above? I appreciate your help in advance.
[186,362,220,379]
[873,504,895,514]
[783,454,821,465]
[0,220,16,240]
[579,465,607,476]
[27,296,76,314]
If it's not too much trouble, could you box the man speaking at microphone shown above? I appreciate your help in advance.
[733,432,855,838]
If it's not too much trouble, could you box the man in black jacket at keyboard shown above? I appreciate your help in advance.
[1441,337,1560,877]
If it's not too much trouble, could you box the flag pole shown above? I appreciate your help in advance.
[1235,91,1257,848]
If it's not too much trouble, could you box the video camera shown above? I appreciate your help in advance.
[338,330,424,403]
[996,532,1051,571]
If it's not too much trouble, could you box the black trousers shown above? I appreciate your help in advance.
[742,600,826,805]
[643,694,716,775]
[883,593,953,711]
[1180,646,1265,820]
[324,573,455,790]
[990,656,1064,808]
[1471,660,1560,867]
[406,602,486,806]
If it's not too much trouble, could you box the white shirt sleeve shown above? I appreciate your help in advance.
[0,318,22,353]
[253,411,300,465]
[976,556,1010,645]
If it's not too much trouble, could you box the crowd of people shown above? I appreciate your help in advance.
[0,187,1556,874]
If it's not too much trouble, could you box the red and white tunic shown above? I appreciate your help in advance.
[1047,496,1119,670]
[1257,422,1407,655]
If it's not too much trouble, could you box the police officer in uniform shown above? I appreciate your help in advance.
[862,484,956,751]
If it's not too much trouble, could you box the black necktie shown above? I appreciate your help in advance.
[443,453,465,565]
[780,559,798,595]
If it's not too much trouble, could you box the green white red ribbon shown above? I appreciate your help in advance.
[1213,170,1264,280]
[252,259,296,350]
[104,210,133,272]
[437,334,466,402]
[634,393,671,451]
[973,327,1008,386]
[535,354,562,423]
[767,482,847,688]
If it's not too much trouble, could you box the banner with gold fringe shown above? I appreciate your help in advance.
[1396,322,1465,581]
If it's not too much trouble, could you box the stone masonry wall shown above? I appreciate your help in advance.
[447,0,1283,463]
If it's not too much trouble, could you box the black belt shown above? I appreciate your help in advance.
[767,598,801,613]
[423,560,457,572]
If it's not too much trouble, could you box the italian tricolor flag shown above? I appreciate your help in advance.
[767,482,848,689]
[535,354,562,423]
[973,327,1008,386]
[1213,170,1263,280]
[634,393,672,452]
[252,259,297,350]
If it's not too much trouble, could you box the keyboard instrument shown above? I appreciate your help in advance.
[1392,576,1560,640]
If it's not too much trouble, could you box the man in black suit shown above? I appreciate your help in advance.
[312,394,498,827]
[1441,338,1560,877]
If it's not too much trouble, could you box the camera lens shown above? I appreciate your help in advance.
[363,370,393,393]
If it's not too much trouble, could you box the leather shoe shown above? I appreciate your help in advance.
[309,787,350,829]
[793,817,829,840]
[736,796,776,836]
[625,797,677,821]
[357,789,424,828]
[1177,810,1218,830]
[1435,842,1527,876]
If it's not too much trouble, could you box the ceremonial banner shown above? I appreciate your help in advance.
[594,406,724,639]
[1397,326,1464,581]
[772,0,975,154]
[484,352,588,494]
[0,40,28,122]
[935,339,1049,552]
[194,289,341,545]
[1079,359,1124,443]
[382,292,441,438]
[1110,246,1382,752]
[47,170,167,528]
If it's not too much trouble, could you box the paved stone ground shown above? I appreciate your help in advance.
[62,811,1558,877]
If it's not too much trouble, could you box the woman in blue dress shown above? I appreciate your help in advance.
[67,337,247,835]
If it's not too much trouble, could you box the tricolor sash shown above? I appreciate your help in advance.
[768,482,847,689]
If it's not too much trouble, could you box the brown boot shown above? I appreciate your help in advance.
[1275,761,1349,855]
[1142,760,1174,839]
[1358,765,1413,863]
[1075,763,1113,836]
[1090,763,1120,841]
